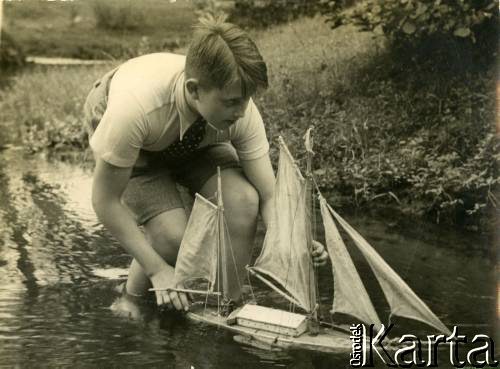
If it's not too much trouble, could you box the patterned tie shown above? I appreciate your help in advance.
[160,117,207,162]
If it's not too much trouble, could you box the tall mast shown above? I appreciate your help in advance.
[216,167,229,304]
[304,128,318,322]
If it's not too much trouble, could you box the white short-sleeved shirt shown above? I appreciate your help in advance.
[90,53,269,168]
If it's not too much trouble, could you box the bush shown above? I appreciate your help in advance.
[193,0,334,28]
[321,0,497,56]
[92,0,144,31]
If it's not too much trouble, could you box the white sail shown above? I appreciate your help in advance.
[327,204,451,335]
[251,140,315,312]
[174,193,219,290]
[319,196,382,326]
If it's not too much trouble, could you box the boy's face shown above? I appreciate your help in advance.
[195,80,250,131]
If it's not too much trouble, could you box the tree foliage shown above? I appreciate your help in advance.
[322,0,497,45]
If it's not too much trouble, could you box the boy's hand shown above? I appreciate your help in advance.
[150,267,190,312]
[311,240,328,267]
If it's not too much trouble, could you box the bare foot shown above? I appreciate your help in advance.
[110,283,143,320]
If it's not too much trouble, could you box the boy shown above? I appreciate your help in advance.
[84,16,327,312]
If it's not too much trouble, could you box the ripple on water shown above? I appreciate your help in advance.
[0,147,495,368]
[92,268,129,280]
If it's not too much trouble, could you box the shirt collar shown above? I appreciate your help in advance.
[174,71,199,140]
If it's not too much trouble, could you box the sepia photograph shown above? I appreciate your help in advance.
[0,0,498,368]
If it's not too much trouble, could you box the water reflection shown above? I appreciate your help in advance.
[0,147,495,368]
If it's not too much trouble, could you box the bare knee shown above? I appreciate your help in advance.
[200,169,259,228]
[224,182,259,222]
[143,210,187,265]
[148,227,183,256]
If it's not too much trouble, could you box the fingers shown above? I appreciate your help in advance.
[168,290,184,311]
[311,247,323,256]
[155,290,190,312]
[178,292,190,311]
[169,290,190,311]
[311,240,328,267]
[311,240,322,254]
[155,290,167,307]
[313,251,329,267]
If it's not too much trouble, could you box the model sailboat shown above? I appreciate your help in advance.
[166,130,451,353]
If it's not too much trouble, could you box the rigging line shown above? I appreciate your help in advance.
[245,205,259,304]
[304,130,319,318]
[276,179,303,318]
[311,185,322,318]
[279,137,305,181]
[314,171,419,282]
[312,175,322,197]
[216,208,221,315]
[312,174,331,320]
[222,216,244,302]
[205,226,219,314]
[305,176,314,314]
[243,215,257,304]
[266,146,304,308]
[246,270,257,303]
[203,282,210,315]
[282,172,308,309]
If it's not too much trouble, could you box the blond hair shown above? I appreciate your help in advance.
[185,15,268,96]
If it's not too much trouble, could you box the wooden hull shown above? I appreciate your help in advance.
[186,305,352,354]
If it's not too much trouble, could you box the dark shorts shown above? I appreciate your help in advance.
[123,143,240,225]
[84,69,240,226]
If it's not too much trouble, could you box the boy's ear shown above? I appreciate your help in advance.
[185,78,200,100]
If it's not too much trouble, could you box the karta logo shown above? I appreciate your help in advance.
[349,324,498,368]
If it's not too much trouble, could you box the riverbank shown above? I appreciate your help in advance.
[2,0,196,59]
[0,15,497,234]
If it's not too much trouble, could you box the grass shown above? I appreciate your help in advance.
[249,18,382,146]
[0,63,114,152]
[0,14,497,232]
[253,18,497,231]
[2,0,197,59]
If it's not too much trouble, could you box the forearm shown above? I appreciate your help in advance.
[259,196,274,230]
[240,153,275,230]
[93,199,167,278]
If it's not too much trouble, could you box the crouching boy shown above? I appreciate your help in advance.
[84,16,327,312]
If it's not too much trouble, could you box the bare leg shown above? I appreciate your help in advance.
[125,208,188,296]
[199,168,259,301]
[124,168,259,302]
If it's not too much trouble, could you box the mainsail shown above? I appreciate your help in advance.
[250,139,316,312]
[319,196,382,326]
[174,193,219,291]
[325,202,451,335]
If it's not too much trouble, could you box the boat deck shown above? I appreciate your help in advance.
[186,305,352,353]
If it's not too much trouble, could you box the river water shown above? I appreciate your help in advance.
[0,146,496,368]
